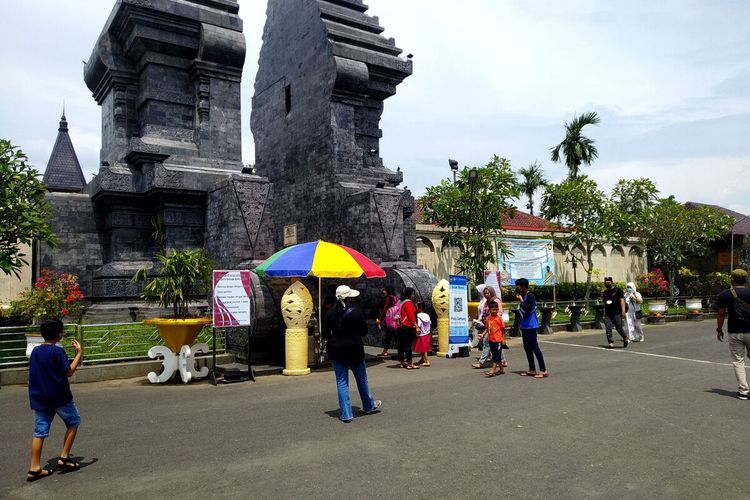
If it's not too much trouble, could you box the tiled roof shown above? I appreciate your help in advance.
[414,199,557,232]
[42,113,86,193]
[685,201,750,236]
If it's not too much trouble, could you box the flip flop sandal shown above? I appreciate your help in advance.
[485,371,497,377]
[26,469,52,482]
[57,456,80,471]
[405,364,420,369]
[471,363,483,369]
[534,372,550,378]
[520,371,538,377]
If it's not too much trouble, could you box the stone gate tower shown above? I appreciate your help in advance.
[251,0,416,264]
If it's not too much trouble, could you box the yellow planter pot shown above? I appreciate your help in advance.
[144,317,211,353]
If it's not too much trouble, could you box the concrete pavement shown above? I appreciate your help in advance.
[1,320,748,499]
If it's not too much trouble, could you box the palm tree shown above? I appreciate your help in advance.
[550,111,600,179]
[517,162,547,215]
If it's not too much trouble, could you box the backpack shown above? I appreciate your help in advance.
[730,288,750,322]
[385,299,403,330]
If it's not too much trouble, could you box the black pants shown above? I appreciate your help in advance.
[604,314,627,343]
[522,328,546,372]
[396,326,414,363]
[383,327,396,350]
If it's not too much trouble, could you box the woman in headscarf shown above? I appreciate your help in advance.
[624,281,644,342]
[472,286,507,369]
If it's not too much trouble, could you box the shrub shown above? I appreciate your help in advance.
[636,269,669,297]
[9,269,87,323]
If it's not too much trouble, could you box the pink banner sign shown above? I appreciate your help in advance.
[213,270,252,327]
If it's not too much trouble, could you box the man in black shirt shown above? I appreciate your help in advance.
[602,277,628,348]
[716,269,750,400]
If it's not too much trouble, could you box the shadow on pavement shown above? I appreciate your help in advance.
[704,388,742,399]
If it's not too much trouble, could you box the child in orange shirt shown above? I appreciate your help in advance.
[484,301,506,377]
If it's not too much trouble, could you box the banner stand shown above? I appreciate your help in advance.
[209,327,218,386]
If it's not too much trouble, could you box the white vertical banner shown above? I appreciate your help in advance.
[448,275,470,356]
[212,270,252,327]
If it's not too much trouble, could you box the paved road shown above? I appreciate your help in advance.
[1,320,748,499]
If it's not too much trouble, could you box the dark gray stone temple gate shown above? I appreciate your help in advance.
[41,0,436,361]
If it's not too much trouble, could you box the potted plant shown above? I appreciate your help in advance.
[637,269,669,324]
[131,248,213,352]
[9,269,87,356]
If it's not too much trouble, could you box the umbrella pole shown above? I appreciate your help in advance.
[318,277,322,365]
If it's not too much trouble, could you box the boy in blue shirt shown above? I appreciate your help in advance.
[26,319,83,481]
[515,278,548,378]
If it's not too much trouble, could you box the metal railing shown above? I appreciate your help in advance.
[0,323,226,368]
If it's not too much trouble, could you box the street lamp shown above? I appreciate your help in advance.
[448,159,459,183]
[564,251,583,302]
[730,214,750,272]
[467,168,479,283]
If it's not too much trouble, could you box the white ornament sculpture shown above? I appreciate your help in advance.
[282,281,313,376]
[147,342,210,384]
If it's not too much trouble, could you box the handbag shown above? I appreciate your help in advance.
[635,310,643,319]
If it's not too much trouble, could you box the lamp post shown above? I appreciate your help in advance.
[449,159,459,184]
[467,168,479,284]
[564,252,583,302]
[730,214,750,272]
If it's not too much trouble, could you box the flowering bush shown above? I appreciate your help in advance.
[636,268,670,297]
[10,269,86,323]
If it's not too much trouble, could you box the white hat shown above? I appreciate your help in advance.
[335,285,360,300]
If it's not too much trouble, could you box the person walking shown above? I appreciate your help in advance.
[716,269,750,400]
[624,281,644,342]
[602,276,628,348]
[515,278,548,378]
[323,285,382,422]
[26,319,83,481]
[414,302,431,367]
[396,287,419,369]
[472,286,507,370]
[376,286,398,357]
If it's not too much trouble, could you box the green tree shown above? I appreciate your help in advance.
[421,155,521,289]
[550,111,600,180]
[541,176,612,300]
[0,140,57,278]
[641,197,733,292]
[517,161,548,215]
[609,178,660,237]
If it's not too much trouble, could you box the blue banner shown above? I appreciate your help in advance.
[497,238,556,286]
[448,275,470,348]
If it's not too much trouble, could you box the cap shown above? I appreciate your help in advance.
[731,269,748,282]
[335,285,360,300]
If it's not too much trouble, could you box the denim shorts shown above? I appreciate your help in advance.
[33,400,81,438]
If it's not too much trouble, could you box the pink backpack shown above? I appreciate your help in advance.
[384,299,403,330]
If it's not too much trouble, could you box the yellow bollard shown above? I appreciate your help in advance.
[432,279,450,357]
[281,281,313,376]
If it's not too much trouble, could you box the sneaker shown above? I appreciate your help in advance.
[340,417,353,423]
[607,343,614,349]
[623,339,629,348]
[364,400,382,414]
[738,393,749,400]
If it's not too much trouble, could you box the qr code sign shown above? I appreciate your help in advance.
[453,297,463,313]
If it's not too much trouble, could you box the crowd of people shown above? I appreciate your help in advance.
[22,271,750,482]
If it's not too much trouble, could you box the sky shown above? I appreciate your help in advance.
[1,0,749,216]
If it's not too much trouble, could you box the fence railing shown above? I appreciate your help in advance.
[497,295,717,324]
[0,323,226,368]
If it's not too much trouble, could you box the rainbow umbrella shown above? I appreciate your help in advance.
[256,241,385,359]
[256,240,385,279]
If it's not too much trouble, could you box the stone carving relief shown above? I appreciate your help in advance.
[234,180,270,250]
[374,192,403,254]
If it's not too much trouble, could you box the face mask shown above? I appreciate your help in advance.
[627,287,633,293]
[515,288,522,295]
[605,283,612,289]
